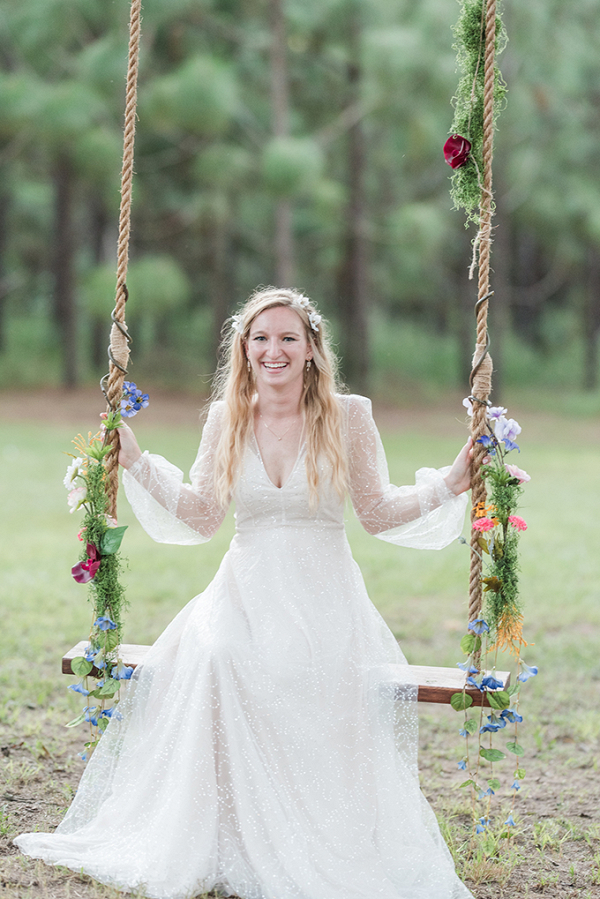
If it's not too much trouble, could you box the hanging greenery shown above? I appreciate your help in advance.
[445,0,508,225]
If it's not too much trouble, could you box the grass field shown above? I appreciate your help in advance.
[1,388,599,898]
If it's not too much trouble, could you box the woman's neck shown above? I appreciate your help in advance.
[255,382,304,419]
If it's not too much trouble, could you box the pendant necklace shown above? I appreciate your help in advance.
[260,414,296,442]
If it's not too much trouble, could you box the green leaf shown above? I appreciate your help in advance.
[507,685,520,696]
[65,712,86,728]
[86,688,105,700]
[97,679,120,697]
[488,778,501,791]
[97,716,109,731]
[482,576,502,593]
[464,718,479,735]
[516,768,526,779]
[71,656,93,677]
[477,536,490,555]
[460,634,476,654]
[487,690,511,710]
[100,525,128,555]
[459,779,476,789]
[451,692,473,711]
[480,747,506,762]
[506,741,525,756]
[101,629,120,652]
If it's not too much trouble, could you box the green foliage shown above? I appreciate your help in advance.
[448,0,508,223]
[261,137,325,197]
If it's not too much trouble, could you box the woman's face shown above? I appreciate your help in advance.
[245,305,312,391]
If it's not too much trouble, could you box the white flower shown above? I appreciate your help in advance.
[487,405,508,420]
[295,295,310,308]
[231,313,244,335]
[63,457,85,489]
[67,486,87,513]
[462,397,473,417]
[308,312,321,332]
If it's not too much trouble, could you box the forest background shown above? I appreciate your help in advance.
[1,0,600,401]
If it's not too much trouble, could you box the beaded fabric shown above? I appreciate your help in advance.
[15,395,471,899]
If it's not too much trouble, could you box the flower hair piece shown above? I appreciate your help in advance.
[308,311,321,333]
[231,313,244,335]
[295,295,310,308]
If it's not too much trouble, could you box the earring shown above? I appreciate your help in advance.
[306,360,312,371]
[247,359,251,371]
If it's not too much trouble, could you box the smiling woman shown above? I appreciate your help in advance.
[15,286,474,899]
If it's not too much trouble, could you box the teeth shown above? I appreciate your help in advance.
[264,363,286,368]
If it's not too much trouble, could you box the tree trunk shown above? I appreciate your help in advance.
[0,185,9,353]
[269,0,294,286]
[52,153,77,388]
[337,7,369,392]
[583,245,600,391]
[90,195,111,372]
[211,206,230,363]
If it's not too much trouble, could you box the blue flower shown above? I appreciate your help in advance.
[68,681,90,696]
[503,438,520,452]
[517,661,538,683]
[466,676,485,692]
[83,644,96,662]
[468,618,490,635]
[478,787,494,798]
[458,759,467,770]
[111,664,134,681]
[83,706,99,727]
[99,708,114,719]
[457,662,479,674]
[95,616,118,631]
[501,709,523,724]
[480,714,506,733]
[459,728,468,738]
[476,816,489,834]
[511,780,521,791]
[481,674,504,690]
[504,814,516,827]
[78,751,88,762]
[476,435,495,448]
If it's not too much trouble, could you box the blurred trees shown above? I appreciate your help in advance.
[0,0,599,394]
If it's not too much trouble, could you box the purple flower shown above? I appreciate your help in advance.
[468,618,490,635]
[95,616,118,631]
[517,661,538,683]
[443,134,472,169]
[481,674,504,690]
[487,406,507,420]
[72,543,101,584]
[494,416,521,443]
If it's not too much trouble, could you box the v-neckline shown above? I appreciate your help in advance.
[252,431,305,490]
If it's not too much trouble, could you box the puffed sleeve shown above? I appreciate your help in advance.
[343,394,468,549]
[121,401,228,545]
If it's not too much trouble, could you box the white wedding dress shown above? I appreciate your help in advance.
[16,395,472,899]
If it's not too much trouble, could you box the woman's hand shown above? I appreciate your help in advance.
[100,415,142,469]
[444,437,473,496]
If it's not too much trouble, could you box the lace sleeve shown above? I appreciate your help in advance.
[344,395,468,550]
[121,401,228,545]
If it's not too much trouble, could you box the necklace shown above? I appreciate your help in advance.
[260,414,297,441]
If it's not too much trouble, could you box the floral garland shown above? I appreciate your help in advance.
[63,382,148,760]
[443,0,508,225]
[452,401,537,836]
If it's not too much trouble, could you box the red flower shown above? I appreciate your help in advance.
[443,134,472,169]
[72,542,101,584]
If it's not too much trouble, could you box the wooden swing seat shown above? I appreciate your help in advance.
[62,641,509,707]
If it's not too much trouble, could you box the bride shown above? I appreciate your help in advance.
[16,287,474,899]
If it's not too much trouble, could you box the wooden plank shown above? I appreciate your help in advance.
[62,642,510,707]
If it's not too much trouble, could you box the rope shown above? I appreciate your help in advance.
[102,0,143,520]
[467,0,497,649]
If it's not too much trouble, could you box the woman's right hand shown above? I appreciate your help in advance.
[100,415,142,469]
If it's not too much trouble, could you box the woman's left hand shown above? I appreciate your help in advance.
[444,437,473,496]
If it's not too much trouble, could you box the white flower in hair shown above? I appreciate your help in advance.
[295,295,310,308]
[231,313,244,335]
[308,312,322,332]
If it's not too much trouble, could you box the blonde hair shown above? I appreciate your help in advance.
[212,286,348,508]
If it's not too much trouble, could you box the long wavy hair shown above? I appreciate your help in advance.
[212,286,348,508]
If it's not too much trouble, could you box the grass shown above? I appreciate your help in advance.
[0,393,599,897]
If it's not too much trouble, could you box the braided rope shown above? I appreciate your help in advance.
[103,0,142,519]
[468,0,497,642]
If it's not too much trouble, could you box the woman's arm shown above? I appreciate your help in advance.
[345,395,470,549]
[120,402,228,544]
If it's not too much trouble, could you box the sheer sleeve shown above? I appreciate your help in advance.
[343,395,468,550]
[122,401,228,545]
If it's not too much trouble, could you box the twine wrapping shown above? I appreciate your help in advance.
[103,0,142,519]
[467,0,497,648]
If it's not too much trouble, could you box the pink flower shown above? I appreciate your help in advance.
[473,517,496,532]
[443,134,472,169]
[77,527,87,542]
[508,516,528,531]
[505,464,530,483]
[72,543,102,584]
